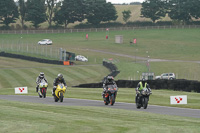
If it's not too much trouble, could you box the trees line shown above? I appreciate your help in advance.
[0,0,200,29]
[141,0,200,23]
[0,0,118,29]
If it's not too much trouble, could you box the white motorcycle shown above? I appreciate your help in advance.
[38,79,48,98]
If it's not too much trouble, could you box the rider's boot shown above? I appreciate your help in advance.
[52,90,55,96]
[102,92,106,102]
[38,92,42,98]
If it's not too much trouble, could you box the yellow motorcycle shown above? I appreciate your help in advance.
[54,83,67,102]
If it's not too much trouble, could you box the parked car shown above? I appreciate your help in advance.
[75,55,88,62]
[155,73,176,80]
[38,39,52,45]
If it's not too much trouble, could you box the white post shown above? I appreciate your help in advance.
[50,47,52,58]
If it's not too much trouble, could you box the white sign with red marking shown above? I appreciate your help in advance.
[170,95,187,104]
[15,87,28,94]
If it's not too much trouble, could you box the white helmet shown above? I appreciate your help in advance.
[39,72,44,78]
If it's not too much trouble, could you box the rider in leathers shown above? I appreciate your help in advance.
[135,79,151,103]
[102,76,117,100]
[52,73,67,96]
[36,72,48,92]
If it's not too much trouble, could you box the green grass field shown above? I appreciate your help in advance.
[1,28,200,60]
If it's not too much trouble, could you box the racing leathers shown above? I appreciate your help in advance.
[102,77,117,100]
[135,81,151,101]
[36,76,48,92]
[52,77,67,96]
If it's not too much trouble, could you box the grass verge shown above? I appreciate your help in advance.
[0,100,200,133]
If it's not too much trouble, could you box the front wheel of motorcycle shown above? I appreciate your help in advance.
[60,92,63,102]
[110,95,115,106]
[143,97,148,109]
[42,89,46,98]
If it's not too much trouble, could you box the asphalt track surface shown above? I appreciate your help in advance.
[0,95,200,119]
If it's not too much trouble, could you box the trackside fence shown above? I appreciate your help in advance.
[0,25,200,34]
[0,42,60,60]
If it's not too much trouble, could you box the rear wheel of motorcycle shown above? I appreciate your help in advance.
[143,97,148,109]
[110,95,115,106]
[60,93,63,102]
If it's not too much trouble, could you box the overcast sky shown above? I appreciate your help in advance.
[106,0,144,4]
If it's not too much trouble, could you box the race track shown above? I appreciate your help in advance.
[0,95,200,119]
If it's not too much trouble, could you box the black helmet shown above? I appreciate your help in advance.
[142,78,146,81]
[39,72,44,78]
[107,76,114,82]
[58,73,63,80]
[141,78,146,83]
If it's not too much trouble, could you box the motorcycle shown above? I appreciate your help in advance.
[104,84,118,106]
[38,79,48,98]
[54,83,67,102]
[135,88,151,109]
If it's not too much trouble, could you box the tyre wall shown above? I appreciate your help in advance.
[75,79,200,93]
[103,61,120,77]
[0,52,63,65]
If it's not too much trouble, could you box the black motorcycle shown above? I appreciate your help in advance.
[135,88,151,109]
[104,85,118,106]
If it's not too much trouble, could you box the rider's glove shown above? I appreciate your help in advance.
[65,86,67,89]
[136,90,140,94]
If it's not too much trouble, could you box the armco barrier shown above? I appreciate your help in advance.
[0,52,63,65]
[75,79,200,93]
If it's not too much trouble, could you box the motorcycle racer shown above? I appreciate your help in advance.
[135,78,151,101]
[102,76,117,100]
[36,72,48,92]
[52,73,67,96]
